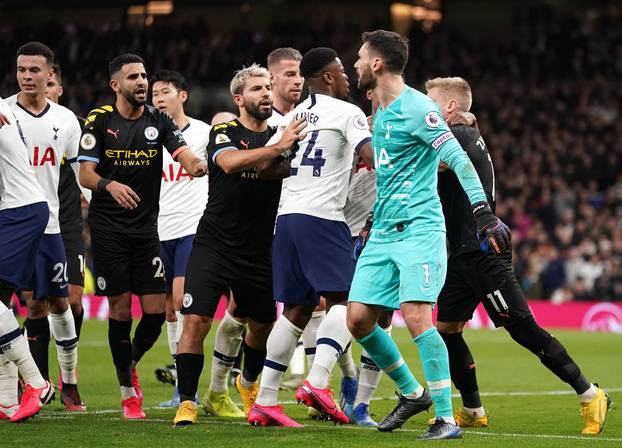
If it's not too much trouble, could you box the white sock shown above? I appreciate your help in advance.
[120,385,137,400]
[403,385,425,399]
[0,304,46,388]
[210,311,246,393]
[302,310,325,371]
[0,354,18,407]
[337,345,357,378]
[256,316,303,406]
[354,325,390,407]
[290,341,305,376]
[579,384,598,402]
[49,308,78,385]
[441,416,457,425]
[307,305,352,389]
[165,320,178,358]
[175,311,184,343]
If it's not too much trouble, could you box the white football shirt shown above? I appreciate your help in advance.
[344,155,376,236]
[6,94,81,233]
[0,98,46,210]
[158,117,210,241]
[274,93,371,222]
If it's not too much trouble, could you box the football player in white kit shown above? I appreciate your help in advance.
[6,42,85,411]
[249,47,374,427]
[0,97,53,422]
[149,70,210,408]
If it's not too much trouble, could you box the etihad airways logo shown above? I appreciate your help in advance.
[104,148,158,166]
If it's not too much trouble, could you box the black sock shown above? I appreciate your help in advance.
[132,312,165,364]
[506,316,591,394]
[440,331,482,408]
[108,318,133,387]
[73,308,84,340]
[176,353,204,402]
[24,317,50,381]
[242,340,267,383]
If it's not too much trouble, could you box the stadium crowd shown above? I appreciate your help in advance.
[1,5,620,301]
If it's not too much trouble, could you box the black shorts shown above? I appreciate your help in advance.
[182,241,276,324]
[62,231,85,287]
[437,251,532,327]
[89,223,165,297]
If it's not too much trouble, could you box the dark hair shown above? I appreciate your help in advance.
[267,47,302,68]
[16,41,55,65]
[51,63,62,84]
[108,53,145,77]
[150,69,189,93]
[361,30,409,74]
[299,47,338,78]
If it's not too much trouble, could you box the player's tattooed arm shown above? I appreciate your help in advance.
[216,117,307,174]
[256,156,291,180]
[446,111,477,129]
[176,149,208,177]
[79,161,140,210]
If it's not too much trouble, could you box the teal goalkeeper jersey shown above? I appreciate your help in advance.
[370,85,486,243]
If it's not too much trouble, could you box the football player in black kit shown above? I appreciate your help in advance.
[77,53,207,420]
[426,76,611,435]
[173,64,306,427]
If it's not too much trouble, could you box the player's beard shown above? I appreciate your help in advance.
[357,65,376,91]
[246,101,272,120]
[122,87,147,107]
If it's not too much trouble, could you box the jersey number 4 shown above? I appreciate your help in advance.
[290,130,326,177]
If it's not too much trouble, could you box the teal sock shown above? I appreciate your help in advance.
[357,324,420,395]
[414,327,453,418]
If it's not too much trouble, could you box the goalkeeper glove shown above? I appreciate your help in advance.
[472,201,511,255]
[353,213,373,261]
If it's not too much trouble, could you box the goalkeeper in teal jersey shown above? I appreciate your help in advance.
[347,30,510,440]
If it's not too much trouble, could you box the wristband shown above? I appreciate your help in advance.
[97,178,112,192]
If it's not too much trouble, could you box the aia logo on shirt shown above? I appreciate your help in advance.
[31,146,56,166]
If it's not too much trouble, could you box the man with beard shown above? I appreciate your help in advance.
[347,30,509,440]
[248,47,373,428]
[173,64,306,427]
[78,53,207,420]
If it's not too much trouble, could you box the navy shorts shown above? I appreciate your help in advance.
[160,234,194,293]
[0,202,48,290]
[27,233,69,300]
[273,214,355,306]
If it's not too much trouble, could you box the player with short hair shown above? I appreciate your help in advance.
[348,30,510,440]
[248,47,374,428]
[0,97,53,422]
[426,76,612,435]
[78,53,207,419]
[7,41,85,412]
[173,64,306,426]
[45,63,89,346]
[148,69,211,408]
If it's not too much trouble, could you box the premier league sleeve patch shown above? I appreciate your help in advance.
[80,132,96,150]
[425,111,442,128]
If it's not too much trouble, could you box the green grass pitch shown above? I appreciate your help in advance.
[2,320,620,447]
